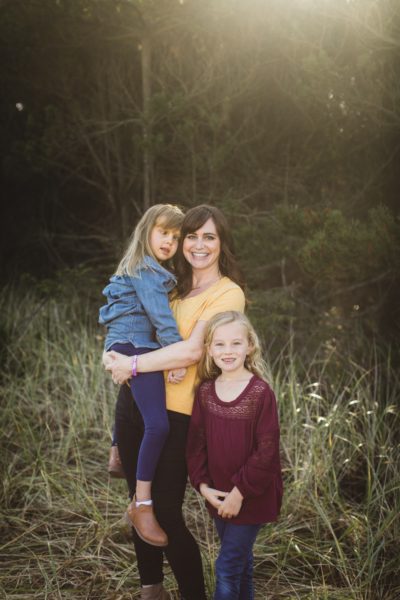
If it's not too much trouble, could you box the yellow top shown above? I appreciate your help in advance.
[165,277,245,415]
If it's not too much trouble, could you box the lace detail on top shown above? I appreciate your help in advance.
[248,433,279,469]
[198,379,268,420]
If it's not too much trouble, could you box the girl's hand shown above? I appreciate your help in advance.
[217,486,243,519]
[199,483,228,510]
[167,368,187,384]
[104,351,132,385]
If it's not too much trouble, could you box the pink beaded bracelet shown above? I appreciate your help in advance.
[131,355,138,377]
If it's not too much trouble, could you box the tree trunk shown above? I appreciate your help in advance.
[141,32,152,211]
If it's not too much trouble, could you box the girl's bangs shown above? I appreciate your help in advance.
[156,209,184,232]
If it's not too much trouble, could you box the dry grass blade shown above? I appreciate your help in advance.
[1,284,399,599]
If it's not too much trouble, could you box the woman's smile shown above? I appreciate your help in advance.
[183,218,221,272]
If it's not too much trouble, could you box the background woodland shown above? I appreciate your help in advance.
[1,0,399,356]
[1,1,399,598]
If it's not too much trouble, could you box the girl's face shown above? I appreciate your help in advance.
[182,218,221,273]
[149,221,180,262]
[208,321,251,377]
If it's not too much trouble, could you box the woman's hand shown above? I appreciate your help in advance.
[217,486,243,519]
[102,350,114,369]
[103,351,132,385]
[199,483,228,510]
[167,367,187,384]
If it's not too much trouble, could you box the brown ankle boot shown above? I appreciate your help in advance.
[127,497,168,547]
[108,445,125,478]
[139,583,171,599]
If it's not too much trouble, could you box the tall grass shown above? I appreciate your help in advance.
[1,284,399,599]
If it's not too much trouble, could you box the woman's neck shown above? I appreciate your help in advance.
[191,267,222,291]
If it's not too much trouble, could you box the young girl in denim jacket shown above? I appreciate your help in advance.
[99,204,184,548]
[186,311,283,600]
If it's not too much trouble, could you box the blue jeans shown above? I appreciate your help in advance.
[213,518,261,600]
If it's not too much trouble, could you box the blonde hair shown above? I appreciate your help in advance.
[115,204,184,276]
[198,311,268,381]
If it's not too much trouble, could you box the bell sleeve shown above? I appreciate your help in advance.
[231,386,281,498]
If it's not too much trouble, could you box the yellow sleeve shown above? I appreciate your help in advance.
[199,286,245,322]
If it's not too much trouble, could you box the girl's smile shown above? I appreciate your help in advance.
[208,321,251,379]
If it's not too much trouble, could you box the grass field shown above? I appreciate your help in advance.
[1,284,399,599]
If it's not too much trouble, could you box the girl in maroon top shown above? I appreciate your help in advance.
[186,311,283,600]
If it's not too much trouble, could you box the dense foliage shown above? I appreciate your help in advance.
[1,5,399,596]
[1,0,399,353]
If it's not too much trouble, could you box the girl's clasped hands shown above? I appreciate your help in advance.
[199,483,244,519]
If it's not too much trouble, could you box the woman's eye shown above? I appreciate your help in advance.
[186,234,196,240]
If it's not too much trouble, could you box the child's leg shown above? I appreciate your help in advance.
[112,346,169,547]
[129,368,169,500]
[126,369,169,546]
[109,343,169,497]
[238,549,256,600]
[213,518,261,600]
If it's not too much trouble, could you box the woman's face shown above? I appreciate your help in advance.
[182,217,221,273]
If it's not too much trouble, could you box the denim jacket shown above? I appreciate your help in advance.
[99,256,182,351]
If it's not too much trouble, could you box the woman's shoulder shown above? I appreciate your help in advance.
[216,276,243,292]
[209,277,245,302]
[210,277,245,307]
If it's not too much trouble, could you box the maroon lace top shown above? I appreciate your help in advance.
[186,375,283,525]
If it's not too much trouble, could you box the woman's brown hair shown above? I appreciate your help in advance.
[174,204,245,298]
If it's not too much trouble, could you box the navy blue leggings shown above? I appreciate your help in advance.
[111,343,169,482]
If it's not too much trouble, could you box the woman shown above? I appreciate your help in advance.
[105,205,245,600]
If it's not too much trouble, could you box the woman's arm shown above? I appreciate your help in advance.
[105,283,245,383]
[104,320,207,384]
